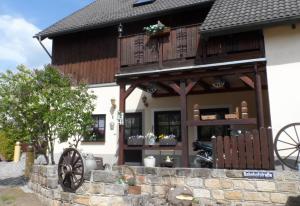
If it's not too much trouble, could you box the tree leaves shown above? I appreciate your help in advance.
[0,65,96,164]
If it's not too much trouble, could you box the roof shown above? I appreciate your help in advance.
[200,0,300,35]
[37,0,212,39]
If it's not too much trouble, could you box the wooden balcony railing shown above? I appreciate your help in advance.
[119,24,263,72]
[120,24,201,69]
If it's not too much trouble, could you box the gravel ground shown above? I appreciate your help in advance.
[0,154,41,206]
[0,187,41,206]
[0,154,25,180]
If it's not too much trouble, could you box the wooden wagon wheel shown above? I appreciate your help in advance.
[274,123,300,170]
[58,148,84,192]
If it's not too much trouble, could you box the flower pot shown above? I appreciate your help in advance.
[128,185,141,195]
[159,138,177,146]
[146,138,156,145]
[127,135,144,146]
[144,156,156,167]
[149,27,171,38]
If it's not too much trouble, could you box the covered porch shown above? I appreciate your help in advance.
[116,58,274,169]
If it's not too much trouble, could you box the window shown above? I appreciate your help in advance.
[125,113,143,140]
[133,0,155,7]
[84,115,106,142]
[124,112,143,164]
[154,111,181,141]
[197,108,230,141]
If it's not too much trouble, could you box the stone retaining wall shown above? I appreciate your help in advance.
[29,165,300,206]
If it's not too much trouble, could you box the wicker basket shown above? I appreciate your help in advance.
[201,115,217,120]
[159,138,177,146]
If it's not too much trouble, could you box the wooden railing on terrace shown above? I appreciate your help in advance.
[120,24,201,68]
[212,127,275,170]
[119,24,264,71]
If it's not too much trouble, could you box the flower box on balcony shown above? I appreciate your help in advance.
[159,138,177,146]
[144,21,170,38]
[149,27,171,38]
[127,135,144,146]
[159,134,177,146]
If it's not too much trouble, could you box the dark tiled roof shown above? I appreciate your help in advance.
[37,0,212,39]
[201,0,300,35]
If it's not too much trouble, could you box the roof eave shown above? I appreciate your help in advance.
[200,15,300,37]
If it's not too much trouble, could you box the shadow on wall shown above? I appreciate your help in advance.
[286,196,300,206]
[264,24,300,66]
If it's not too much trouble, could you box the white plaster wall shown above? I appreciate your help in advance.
[264,23,300,137]
[53,84,120,165]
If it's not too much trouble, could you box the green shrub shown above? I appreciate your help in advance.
[0,132,15,161]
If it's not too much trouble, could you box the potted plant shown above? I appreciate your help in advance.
[160,155,174,168]
[144,156,156,167]
[126,177,141,195]
[118,166,141,195]
[145,132,157,145]
[144,21,170,37]
[127,135,144,146]
[159,134,177,146]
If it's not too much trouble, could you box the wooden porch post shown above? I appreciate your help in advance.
[180,81,189,167]
[168,80,197,167]
[254,64,265,128]
[118,83,126,165]
[118,83,137,165]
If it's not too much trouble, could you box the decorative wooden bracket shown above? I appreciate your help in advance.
[124,84,138,99]
[185,80,198,95]
[168,82,181,95]
[240,75,255,89]
[166,80,198,96]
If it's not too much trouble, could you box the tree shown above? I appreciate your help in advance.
[0,65,96,164]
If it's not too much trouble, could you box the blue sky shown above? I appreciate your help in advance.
[0,0,94,72]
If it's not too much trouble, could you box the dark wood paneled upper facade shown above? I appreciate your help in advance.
[52,27,118,84]
[52,6,265,84]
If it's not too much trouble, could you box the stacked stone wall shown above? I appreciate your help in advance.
[29,165,300,206]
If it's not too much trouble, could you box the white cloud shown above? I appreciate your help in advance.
[0,15,52,70]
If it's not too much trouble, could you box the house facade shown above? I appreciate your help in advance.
[36,0,300,169]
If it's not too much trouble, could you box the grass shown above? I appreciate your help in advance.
[0,195,16,206]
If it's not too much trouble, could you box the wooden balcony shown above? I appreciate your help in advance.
[119,24,264,74]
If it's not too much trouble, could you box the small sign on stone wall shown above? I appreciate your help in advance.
[243,171,274,179]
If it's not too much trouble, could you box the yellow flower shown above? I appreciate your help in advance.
[159,134,165,139]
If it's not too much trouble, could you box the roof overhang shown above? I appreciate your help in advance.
[201,15,300,38]
[115,58,267,79]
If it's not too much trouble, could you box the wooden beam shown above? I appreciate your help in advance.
[185,80,198,95]
[213,77,230,89]
[118,67,262,86]
[152,86,267,98]
[153,82,176,94]
[118,83,126,165]
[187,118,257,126]
[159,39,163,68]
[240,75,255,89]
[124,84,137,99]
[254,64,265,128]
[198,79,211,90]
[180,81,189,167]
[117,24,123,73]
[167,82,181,95]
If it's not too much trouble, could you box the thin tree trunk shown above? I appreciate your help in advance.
[49,139,55,165]
[43,154,49,165]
